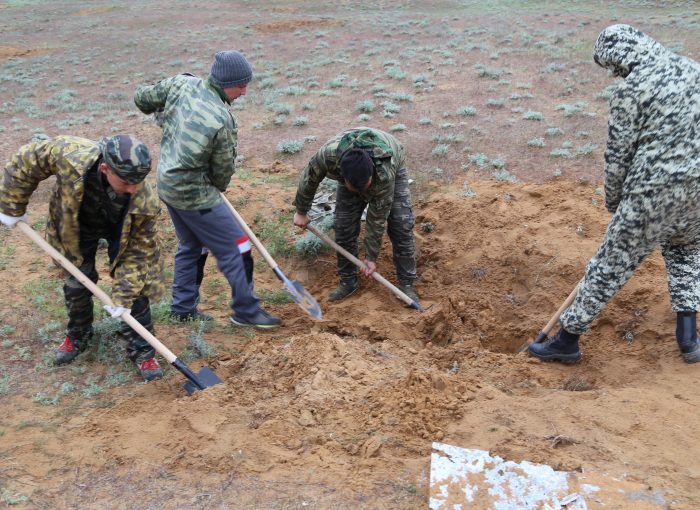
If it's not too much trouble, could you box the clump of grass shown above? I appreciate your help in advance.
[486,98,505,108]
[474,64,504,79]
[550,148,573,158]
[457,106,476,116]
[431,144,449,157]
[469,153,489,168]
[356,100,374,113]
[491,158,506,169]
[575,143,596,156]
[329,75,346,88]
[418,117,432,125]
[390,123,406,132]
[189,321,216,358]
[381,101,401,114]
[277,139,305,154]
[527,137,545,147]
[292,116,308,126]
[33,392,60,406]
[385,66,407,80]
[357,114,371,122]
[259,289,294,305]
[281,86,307,96]
[546,127,564,137]
[389,92,413,102]
[523,111,544,121]
[492,168,517,183]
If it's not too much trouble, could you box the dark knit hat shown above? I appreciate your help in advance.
[210,50,253,88]
[99,135,152,184]
[339,148,374,191]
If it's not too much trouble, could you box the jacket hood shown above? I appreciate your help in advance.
[593,24,665,77]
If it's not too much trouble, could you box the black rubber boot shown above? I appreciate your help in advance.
[528,327,582,363]
[676,311,700,364]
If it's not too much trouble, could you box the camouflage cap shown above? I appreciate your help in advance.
[99,134,152,184]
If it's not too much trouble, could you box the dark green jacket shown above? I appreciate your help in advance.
[294,127,405,261]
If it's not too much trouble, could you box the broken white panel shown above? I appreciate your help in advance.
[430,442,587,510]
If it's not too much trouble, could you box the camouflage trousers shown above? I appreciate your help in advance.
[561,182,700,335]
[64,238,155,362]
[334,166,417,285]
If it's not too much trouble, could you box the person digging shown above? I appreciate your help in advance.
[528,24,700,364]
[293,127,420,305]
[0,135,167,381]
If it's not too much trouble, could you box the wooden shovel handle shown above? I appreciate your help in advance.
[220,192,280,271]
[305,223,417,308]
[535,283,580,342]
[17,221,177,364]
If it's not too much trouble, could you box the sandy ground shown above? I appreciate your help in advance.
[2,178,698,509]
[1,1,699,509]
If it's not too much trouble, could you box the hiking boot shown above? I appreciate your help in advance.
[170,309,214,323]
[676,311,700,364]
[230,309,281,329]
[399,284,420,305]
[528,327,582,363]
[54,336,84,366]
[328,280,359,302]
[136,357,164,382]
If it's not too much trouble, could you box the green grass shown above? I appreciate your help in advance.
[258,289,294,305]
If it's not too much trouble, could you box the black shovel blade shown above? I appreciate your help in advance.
[173,358,224,395]
[183,367,224,395]
[284,279,323,320]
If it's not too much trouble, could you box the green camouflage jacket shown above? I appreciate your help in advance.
[134,74,238,210]
[294,127,405,261]
[0,136,165,307]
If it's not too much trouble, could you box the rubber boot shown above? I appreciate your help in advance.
[676,311,700,364]
[528,327,582,363]
[398,282,420,305]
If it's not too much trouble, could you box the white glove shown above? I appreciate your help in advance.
[103,305,130,318]
[0,211,28,228]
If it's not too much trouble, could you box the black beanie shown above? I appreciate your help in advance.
[340,148,374,190]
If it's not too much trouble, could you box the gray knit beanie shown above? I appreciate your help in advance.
[210,50,253,88]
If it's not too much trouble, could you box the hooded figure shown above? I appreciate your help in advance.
[529,25,700,365]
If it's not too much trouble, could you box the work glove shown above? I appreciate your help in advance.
[0,212,28,228]
[103,305,130,318]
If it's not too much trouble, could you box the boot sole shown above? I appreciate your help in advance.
[229,317,280,329]
[528,351,582,364]
[682,349,700,364]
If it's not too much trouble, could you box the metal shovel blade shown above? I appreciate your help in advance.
[182,366,224,395]
[284,278,323,320]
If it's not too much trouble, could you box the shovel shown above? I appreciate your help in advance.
[305,223,423,312]
[220,193,322,320]
[17,221,223,395]
[516,283,580,353]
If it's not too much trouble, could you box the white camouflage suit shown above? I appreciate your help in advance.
[560,24,700,334]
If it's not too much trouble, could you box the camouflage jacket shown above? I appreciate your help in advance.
[0,136,165,307]
[593,25,700,213]
[134,74,238,210]
[294,127,405,261]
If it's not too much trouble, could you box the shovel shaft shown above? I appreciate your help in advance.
[17,221,178,364]
[220,192,279,272]
[541,283,580,337]
[306,224,420,310]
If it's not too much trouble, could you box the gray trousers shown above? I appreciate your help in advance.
[166,202,260,319]
[334,167,417,285]
[561,181,700,334]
